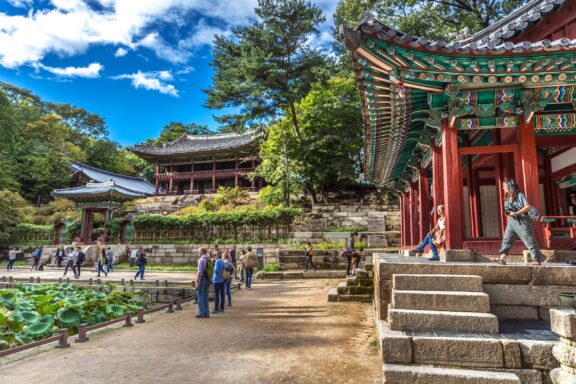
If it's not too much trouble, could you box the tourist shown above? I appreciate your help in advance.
[304,241,317,272]
[569,194,576,216]
[196,248,211,318]
[223,251,235,307]
[343,232,359,277]
[7,247,17,271]
[129,247,138,268]
[106,247,114,272]
[410,205,446,261]
[63,247,77,278]
[55,246,65,268]
[74,246,86,278]
[243,246,258,289]
[134,246,147,280]
[96,248,108,277]
[492,178,541,266]
[212,251,225,314]
[230,245,237,276]
[213,244,221,258]
[238,249,246,282]
[30,246,43,271]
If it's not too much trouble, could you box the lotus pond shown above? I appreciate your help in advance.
[0,283,147,350]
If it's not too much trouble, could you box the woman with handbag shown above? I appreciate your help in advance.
[303,241,317,272]
[411,205,446,261]
[491,178,541,266]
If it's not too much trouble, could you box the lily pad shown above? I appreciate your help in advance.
[64,297,84,307]
[23,322,53,339]
[13,311,40,325]
[56,307,82,328]
[15,334,34,345]
[105,304,125,318]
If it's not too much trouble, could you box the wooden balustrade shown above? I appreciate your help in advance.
[540,216,576,249]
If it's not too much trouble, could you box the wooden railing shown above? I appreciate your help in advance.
[156,167,255,181]
[540,216,576,249]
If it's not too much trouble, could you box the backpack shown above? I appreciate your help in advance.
[77,252,85,264]
[528,206,540,222]
[222,261,234,280]
[204,257,214,279]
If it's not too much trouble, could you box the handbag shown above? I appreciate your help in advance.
[528,206,540,222]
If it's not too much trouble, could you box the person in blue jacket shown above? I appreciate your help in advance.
[212,251,226,314]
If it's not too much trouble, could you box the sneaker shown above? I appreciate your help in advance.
[314,269,317,272]
[428,257,440,261]
[411,248,423,254]
[211,310,218,314]
[226,304,232,307]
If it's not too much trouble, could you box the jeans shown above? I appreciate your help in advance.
[224,279,232,305]
[197,278,210,317]
[304,255,317,272]
[415,235,439,258]
[240,266,245,281]
[246,268,254,288]
[499,216,541,261]
[56,257,63,268]
[63,260,74,276]
[130,258,136,267]
[97,261,107,276]
[73,263,82,277]
[135,265,145,280]
[7,259,15,271]
[107,260,113,272]
[346,256,353,276]
[31,257,40,270]
[214,282,225,312]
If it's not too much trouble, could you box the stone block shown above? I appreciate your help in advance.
[492,305,539,320]
[393,274,484,292]
[283,272,303,279]
[328,271,346,278]
[302,271,330,278]
[348,286,372,295]
[337,282,348,294]
[262,272,283,280]
[392,290,491,313]
[412,336,504,368]
[388,308,499,334]
[483,284,573,307]
[502,340,522,369]
[337,294,371,303]
[539,307,552,322]
[380,331,412,363]
[327,288,338,302]
[439,249,475,262]
[518,340,557,370]
[531,266,576,287]
[497,369,542,384]
[324,232,350,240]
[550,308,576,338]
[382,364,521,384]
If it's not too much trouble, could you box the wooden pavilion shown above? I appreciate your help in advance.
[129,130,265,195]
[341,0,576,254]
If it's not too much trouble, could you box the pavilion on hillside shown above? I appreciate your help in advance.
[341,0,576,254]
[129,129,265,196]
[52,161,155,244]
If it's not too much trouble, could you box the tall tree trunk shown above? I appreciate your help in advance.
[288,101,301,139]
[305,182,318,204]
[282,137,291,207]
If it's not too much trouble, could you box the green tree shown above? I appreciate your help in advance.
[155,122,210,144]
[205,0,328,136]
[0,190,33,242]
[334,0,526,40]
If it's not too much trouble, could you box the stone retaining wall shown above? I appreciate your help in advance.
[293,204,401,232]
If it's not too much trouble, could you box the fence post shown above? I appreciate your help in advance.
[8,276,12,283]
[66,278,70,283]
[29,277,34,283]
[58,277,63,283]
[89,278,93,285]
[136,309,145,323]
[130,279,134,286]
[56,329,70,349]
[155,280,160,286]
[176,299,182,310]
[124,313,133,327]
[36,277,40,283]
[1,276,5,282]
[167,301,174,313]
[96,278,101,285]
[75,324,89,343]
[121,278,125,285]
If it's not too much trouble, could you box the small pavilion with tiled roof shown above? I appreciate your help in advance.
[129,129,265,195]
[52,161,154,243]
[341,0,576,254]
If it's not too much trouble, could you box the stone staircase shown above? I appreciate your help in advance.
[327,263,374,303]
[381,273,524,383]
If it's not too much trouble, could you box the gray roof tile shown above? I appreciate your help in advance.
[68,161,155,196]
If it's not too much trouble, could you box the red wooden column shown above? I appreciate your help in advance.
[418,169,430,240]
[154,162,159,195]
[168,162,173,194]
[518,116,544,245]
[409,182,419,245]
[400,192,411,247]
[493,130,506,236]
[234,158,239,187]
[467,156,478,238]
[432,144,444,223]
[543,153,555,215]
[190,161,195,193]
[251,158,256,190]
[442,119,464,249]
[212,159,216,192]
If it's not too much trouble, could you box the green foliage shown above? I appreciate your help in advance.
[14,223,53,234]
[0,283,147,350]
[0,191,34,243]
[33,198,80,225]
[263,263,282,272]
[213,186,250,208]
[63,220,81,242]
[313,240,367,250]
[133,207,302,230]
[153,122,210,144]
[114,263,198,272]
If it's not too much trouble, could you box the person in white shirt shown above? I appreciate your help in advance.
[411,205,446,261]
[63,248,77,277]
[129,248,138,267]
[7,247,18,271]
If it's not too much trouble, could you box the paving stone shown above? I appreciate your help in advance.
[302,271,330,278]
[337,294,371,303]
[382,364,521,384]
[412,336,504,368]
[327,288,338,302]
[493,305,540,320]
[483,284,573,307]
[518,340,558,370]
[261,272,283,280]
[393,274,484,292]
[388,308,499,334]
[392,290,491,313]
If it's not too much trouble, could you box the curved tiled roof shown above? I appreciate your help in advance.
[69,161,155,196]
[52,181,148,199]
[129,129,263,159]
[356,0,575,55]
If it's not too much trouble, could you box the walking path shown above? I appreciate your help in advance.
[1,279,381,384]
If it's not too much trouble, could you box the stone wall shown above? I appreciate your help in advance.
[293,204,401,232]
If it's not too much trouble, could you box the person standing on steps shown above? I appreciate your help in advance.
[106,247,114,272]
[196,248,211,319]
[243,246,258,289]
[303,241,317,272]
[30,246,43,271]
[491,178,542,266]
[55,246,65,268]
[212,251,225,314]
[74,246,85,278]
[134,246,147,280]
[411,205,446,261]
[343,232,358,277]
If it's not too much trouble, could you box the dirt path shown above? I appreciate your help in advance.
[1,279,381,384]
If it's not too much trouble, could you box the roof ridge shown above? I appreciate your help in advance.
[70,160,154,185]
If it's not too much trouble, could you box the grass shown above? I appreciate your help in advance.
[263,263,282,272]
[113,263,197,272]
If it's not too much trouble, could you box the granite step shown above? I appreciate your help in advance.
[382,364,521,384]
[393,274,483,292]
[392,290,491,313]
[388,308,499,334]
[337,294,372,303]
[337,281,348,295]
[327,288,338,302]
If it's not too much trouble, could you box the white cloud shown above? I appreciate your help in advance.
[114,47,128,57]
[112,70,178,97]
[137,32,190,64]
[37,62,103,78]
[180,18,231,48]
[7,0,34,8]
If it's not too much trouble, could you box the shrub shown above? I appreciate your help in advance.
[263,263,282,272]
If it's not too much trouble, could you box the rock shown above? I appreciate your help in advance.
[550,309,576,339]
[327,288,338,302]
[412,336,504,368]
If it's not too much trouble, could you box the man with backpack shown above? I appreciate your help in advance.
[30,246,43,271]
[196,248,212,319]
[242,246,258,289]
[74,246,85,279]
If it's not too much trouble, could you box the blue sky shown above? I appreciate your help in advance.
[0,0,336,145]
